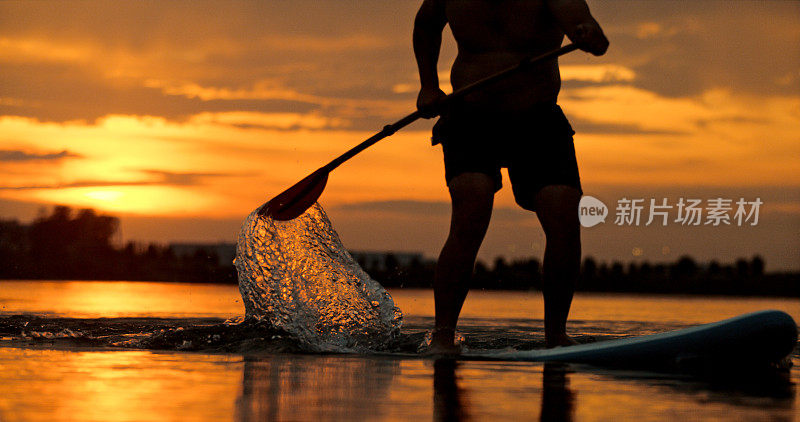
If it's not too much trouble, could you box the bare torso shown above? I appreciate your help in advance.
[445,0,564,113]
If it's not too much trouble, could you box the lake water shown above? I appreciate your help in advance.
[0,280,798,421]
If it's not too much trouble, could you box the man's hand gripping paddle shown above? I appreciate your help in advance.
[260,44,579,220]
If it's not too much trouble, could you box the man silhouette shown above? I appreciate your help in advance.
[414,0,608,353]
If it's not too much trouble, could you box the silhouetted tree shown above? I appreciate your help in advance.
[735,258,750,279]
[671,256,698,280]
[751,256,764,277]
[0,219,28,277]
[492,257,511,288]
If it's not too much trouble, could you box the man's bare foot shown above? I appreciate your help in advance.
[420,327,463,357]
[545,333,578,349]
[424,340,463,357]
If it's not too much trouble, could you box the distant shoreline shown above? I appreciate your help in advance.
[2,206,797,297]
[2,277,797,298]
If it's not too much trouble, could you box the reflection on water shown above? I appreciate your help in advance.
[0,347,795,421]
[568,367,796,421]
[430,360,577,422]
[587,365,796,409]
[236,355,400,421]
[433,359,471,421]
[541,363,575,422]
[428,358,794,422]
[0,348,242,422]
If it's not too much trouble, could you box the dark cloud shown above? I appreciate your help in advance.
[581,1,800,98]
[0,170,243,190]
[0,180,157,190]
[561,80,633,91]
[227,122,337,132]
[0,62,321,123]
[0,149,82,162]
[139,170,244,186]
[693,116,770,130]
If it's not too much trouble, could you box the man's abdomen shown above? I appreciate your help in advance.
[450,52,561,113]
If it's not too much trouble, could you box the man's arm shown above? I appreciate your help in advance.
[546,0,609,56]
[413,0,448,117]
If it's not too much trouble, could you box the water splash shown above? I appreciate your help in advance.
[234,203,403,352]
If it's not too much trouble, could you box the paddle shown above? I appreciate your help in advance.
[260,43,579,220]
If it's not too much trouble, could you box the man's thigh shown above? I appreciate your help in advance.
[533,184,582,237]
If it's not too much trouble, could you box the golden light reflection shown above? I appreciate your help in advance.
[238,356,406,421]
[0,280,243,318]
[0,348,242,422]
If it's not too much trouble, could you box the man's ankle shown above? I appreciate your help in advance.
[431,326,456,344]
[545,332,577,348]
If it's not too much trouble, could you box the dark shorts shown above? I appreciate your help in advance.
[432,102,582,207]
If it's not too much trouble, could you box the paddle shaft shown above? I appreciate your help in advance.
[323,43,579,172]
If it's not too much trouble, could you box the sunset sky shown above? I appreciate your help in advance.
[1,1,798,270]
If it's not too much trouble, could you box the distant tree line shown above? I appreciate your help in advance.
[357,253,798,297]
[1,206,797,296]
[0,206,236,283]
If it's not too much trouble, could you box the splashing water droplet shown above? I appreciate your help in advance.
[235,202,403,352]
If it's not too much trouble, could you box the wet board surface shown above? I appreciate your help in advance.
[464,310,797,371]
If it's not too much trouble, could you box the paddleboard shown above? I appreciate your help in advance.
[466,310,797,371]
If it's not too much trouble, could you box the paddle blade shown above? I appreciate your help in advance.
[259,169,329,220]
